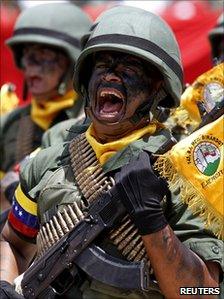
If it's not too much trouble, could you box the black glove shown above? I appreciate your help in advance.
[114,151,169,235]
[0,281,24,299]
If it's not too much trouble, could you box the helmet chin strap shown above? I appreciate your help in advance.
[129,87,167,124]
[22,81,28,101]
[83,85,167,126]
[57,64,73,95]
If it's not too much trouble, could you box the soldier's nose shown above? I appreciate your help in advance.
[103,72,122,83]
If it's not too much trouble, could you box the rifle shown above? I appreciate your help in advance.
[17,134,176,298]
[18,191,151,298]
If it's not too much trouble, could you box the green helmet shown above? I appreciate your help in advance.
[6,3,92,68]
[74,5,183,108]
[208,13,224,60]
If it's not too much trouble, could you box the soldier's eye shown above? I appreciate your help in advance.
[124,66,135,72]
[122,65,140,74]
[95,62,108,69]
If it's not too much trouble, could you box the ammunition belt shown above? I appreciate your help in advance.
[69,133,115,203]
[37,133,149,268]
[36,201,84,257]
[15,115,35,163]
[69,133,148,264]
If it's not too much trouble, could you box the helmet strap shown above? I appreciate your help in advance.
[129,101,153,124]
[129,87,167,124]
[81,86,92,123]
[57,64,73,95]
[83,85,167,125]
[22,81,28,101]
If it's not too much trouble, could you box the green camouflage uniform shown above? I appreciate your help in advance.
[12,6,224,298]
[41,117,89,149]
[18,122,223,299]
[0,100,84,172]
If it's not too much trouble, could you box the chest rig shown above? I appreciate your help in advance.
[36,133,150,268]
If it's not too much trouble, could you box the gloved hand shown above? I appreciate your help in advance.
[0,281,24,299]
[114,151,169,235]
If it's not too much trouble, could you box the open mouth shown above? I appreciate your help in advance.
[95,88,125,123]
[26,75,42,87]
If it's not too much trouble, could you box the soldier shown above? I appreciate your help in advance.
[166,13,224,140]
[0,2,91,174]
[208,13,224,65]
[0,3,92,210]
[1,6,222,299]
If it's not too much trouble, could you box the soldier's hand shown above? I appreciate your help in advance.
[0,281,24,299]
[114,151,169,235]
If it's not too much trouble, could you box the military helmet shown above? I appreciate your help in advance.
[6,3,92,68]
[208,13,224,60]
[74,6,183,108]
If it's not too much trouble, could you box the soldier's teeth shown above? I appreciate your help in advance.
[100,91,122,99]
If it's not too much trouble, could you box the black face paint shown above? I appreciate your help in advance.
[88,53,152,105]
[87,51,162,126]
[121,64,151,103]
[21,45,67,74]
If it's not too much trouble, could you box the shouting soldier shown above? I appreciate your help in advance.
[0,6,222,299]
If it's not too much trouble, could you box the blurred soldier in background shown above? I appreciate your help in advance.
[0,1,21,115]
[208,13,224,65]
[166,13,224,140]
[0,3,92,212]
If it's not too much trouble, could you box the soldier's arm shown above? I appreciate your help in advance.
[142,226,220,298]
[0,222,36,283]
[113,152,222,298]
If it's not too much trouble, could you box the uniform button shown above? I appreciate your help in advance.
[211,246,220,254]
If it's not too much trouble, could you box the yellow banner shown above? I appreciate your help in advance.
[155,115,224,239]
[181,63,224,123]
[168,63,224,132]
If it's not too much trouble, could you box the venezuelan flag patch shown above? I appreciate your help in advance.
[8,185,39,238]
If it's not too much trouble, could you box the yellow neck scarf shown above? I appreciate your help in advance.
[31,90,77,130]
[86,122,158,165]
[155,115,224,239]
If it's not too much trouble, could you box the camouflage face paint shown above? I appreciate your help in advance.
[21,45,67,74]
[88,51,156,124]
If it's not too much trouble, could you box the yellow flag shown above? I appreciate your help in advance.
[155,115,224,239]
[0,83,19,115]
[181,62,224,123]
[167,63,224,132]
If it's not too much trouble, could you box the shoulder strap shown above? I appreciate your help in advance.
[15,115,36,163]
